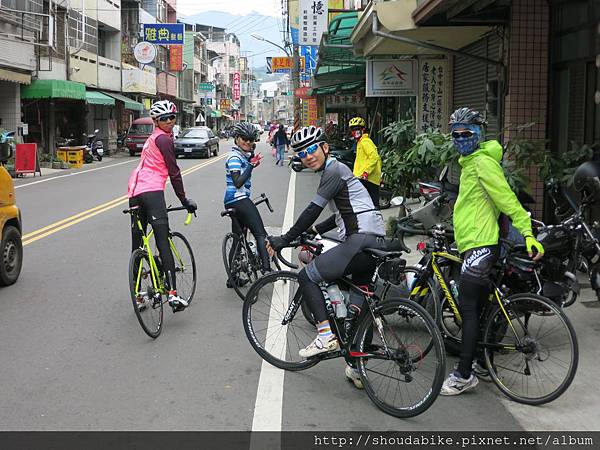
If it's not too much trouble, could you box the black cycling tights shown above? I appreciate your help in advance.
[456,277,490,378]
[130,191,177,291]
[228,197,271,272]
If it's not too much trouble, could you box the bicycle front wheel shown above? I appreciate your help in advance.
[483,293,578,405]
[170,232,197,306]
[355,299,445,418]
[128,249,163,338]
[222,233,259,301]
[243,271,320,371]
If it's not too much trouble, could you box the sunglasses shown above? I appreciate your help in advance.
[297,142,322,159]
[158,114,177,122]
[452,130,475,139]
[238,136,255,143]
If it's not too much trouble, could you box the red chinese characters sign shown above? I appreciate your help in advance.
[233,72,241,101]
[169,45,183,71]
[15,143,38,175]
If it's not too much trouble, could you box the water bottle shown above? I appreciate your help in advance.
[405,272,417,291]
[449,280,459,301]
[326,283,347,318]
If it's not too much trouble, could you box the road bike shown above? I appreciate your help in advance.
[124,206,197,338]
[242,234,446,418]
[221,193,279,300]
[396,223,579,405]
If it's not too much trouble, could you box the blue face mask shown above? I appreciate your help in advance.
[451,124,482,156]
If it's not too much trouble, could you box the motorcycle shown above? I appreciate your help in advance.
[83,129,103,163]
[117,131,127,151]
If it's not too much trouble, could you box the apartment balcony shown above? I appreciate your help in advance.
[98,55,121,91]
[97,0,121,29]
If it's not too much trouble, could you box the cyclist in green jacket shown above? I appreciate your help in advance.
[440,107,545,396]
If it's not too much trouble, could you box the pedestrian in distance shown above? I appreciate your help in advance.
[127,100,198,312]
[440,107,545,396]
[348,117,382,207]
[272,124,290,166]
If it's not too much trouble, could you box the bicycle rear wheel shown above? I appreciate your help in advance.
[355,299,445,418]
[222,233,259,301]
[483,293,578,405]
[128,249,163,338]
[243,271,320,371]
[170,232,196,306]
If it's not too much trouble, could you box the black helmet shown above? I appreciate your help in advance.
[233,122,259,141]
[573,161,600,202]
[449,107,487,126]
[290,126,324,151]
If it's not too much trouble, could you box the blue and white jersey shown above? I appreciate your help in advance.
[224,147,251,205]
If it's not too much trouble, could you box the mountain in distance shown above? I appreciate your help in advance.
[179,10,289,68]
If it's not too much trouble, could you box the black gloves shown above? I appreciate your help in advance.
[268,235,290,252]
[182,198,197,213]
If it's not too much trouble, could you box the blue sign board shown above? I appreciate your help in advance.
[142,23,185,45]
[300,46,318,72]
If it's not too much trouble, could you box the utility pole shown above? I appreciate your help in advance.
[292,44,301,130]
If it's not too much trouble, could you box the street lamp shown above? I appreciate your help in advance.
[250,33,290,56]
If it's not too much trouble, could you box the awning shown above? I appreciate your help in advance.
[101,91,143,111]
[0,68,31,85]
[21,79,86,100]
[85,90,115,106]
[351,1,492,57]
[309,80,364,96]
[210,110,222,118]
[316,12,365,79]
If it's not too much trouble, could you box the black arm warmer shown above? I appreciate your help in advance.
[283,202,323,241]
[314,215,337,235]
[230,165,254,189]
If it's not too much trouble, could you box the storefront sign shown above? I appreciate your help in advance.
[294,86,311,99]
[300,45,318,73]
[220,99,231,110]
[142,23,184,45]
[15,143,39,175]
[233,72,241,101]
[122,63,157,95]
[134,41,156,64]
[169,45,183,71]
[302,97,318,126]
[366,59,417,97]
[325,92,365,108]
[198,82,214,92]
[299,0,328,45]
[271,56,305,73]
[418,59,449,132]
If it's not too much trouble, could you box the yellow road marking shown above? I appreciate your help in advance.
[23,155,226,247]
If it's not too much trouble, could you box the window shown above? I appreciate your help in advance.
[180,129,209,138]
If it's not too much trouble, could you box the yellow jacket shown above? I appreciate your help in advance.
[353,134,382,185]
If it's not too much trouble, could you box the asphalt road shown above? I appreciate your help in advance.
[1,139,598,432]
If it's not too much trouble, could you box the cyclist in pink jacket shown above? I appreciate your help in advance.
[127,100,197,312]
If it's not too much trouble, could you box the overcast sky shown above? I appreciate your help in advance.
[177,0,284,18]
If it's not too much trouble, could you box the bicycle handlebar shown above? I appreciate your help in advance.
[253,193,274,213]
[123,205,195,226]
[269,234,324,270]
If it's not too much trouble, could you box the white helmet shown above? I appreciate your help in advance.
[150,100,177,119]
[290,126,324,152]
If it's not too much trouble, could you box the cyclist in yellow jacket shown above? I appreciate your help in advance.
[349,117,382,207]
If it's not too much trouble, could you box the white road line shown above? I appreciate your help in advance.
[14,159,137,189]
[251,170,296,433]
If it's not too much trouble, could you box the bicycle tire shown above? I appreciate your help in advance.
[222,233,259,301]
[380,266,442,325]
[128,249,163,338]
[483,293,578,405]
[243,271,320,371]
[355,299,445,418]
[170,232,197,306]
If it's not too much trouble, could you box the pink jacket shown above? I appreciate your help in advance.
[128,127,171,198]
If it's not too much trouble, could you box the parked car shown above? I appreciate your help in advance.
[0,134,22,286]
[125,117,154,156]
[175,126,219,158]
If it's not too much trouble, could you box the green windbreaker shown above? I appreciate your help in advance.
[453,140,532,254]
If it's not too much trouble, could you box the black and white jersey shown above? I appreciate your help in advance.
[312,158,385,239]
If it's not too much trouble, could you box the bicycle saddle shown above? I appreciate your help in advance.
[363,248,404,260]
[220,208,236,217]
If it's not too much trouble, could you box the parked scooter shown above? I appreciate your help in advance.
[83,129,103,163]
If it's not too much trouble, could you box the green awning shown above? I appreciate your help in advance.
[101,91,143,111]
[310,80,364,96]
[21,79,86,100]
[211,110,222,118]
[86,90,115,106]
[316,12,364,78]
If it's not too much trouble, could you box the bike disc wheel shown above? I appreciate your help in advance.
[170,232,197,306]
[243,271,320,371]
[128,249,163,338]
[483,293,578,405]
[355,299,445,418]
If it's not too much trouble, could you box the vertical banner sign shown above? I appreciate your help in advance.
[289,0,300,45]
[302,98,318,126]
[233,72,241,101]
[418,59,449,132]
[169,45,183,71]
[300,0,328,45]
